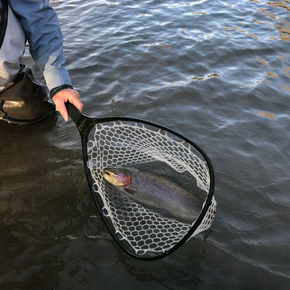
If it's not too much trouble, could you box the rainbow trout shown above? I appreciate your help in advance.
[103,167,203,224]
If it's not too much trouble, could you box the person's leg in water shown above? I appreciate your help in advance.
[0,0,55,124]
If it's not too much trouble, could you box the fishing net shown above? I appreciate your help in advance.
[86,120,216,256]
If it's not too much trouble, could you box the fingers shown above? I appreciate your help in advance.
[68,90,83,112]
[54,97,69,121]
[52,88,83,121]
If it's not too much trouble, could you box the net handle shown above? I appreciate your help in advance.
[66,102,94,137]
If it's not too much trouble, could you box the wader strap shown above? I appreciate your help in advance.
[0,0,8,49]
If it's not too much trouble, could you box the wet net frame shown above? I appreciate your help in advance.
[67,103,216,260]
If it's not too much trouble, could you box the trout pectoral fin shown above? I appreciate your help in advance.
[124,186,137,196]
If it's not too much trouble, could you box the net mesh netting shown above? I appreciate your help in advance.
[87,121,216,255]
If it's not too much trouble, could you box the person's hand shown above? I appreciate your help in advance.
[52,88,83,121]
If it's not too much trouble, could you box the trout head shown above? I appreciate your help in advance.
[103,168,132,187]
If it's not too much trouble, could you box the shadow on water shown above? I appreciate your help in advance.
[0,115,96,289]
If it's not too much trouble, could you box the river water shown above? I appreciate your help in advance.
[0,0,290,289]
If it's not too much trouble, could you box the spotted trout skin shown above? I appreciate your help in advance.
[103,167,203,224]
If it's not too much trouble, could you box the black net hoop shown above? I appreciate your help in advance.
[85,120,216,257]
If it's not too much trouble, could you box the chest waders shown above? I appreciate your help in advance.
[0,0,55,124]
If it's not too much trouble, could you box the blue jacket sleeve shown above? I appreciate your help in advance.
[7,0,72,91]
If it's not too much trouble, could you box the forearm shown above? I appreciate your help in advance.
[7,0,83,121]
[7,0,71,90]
